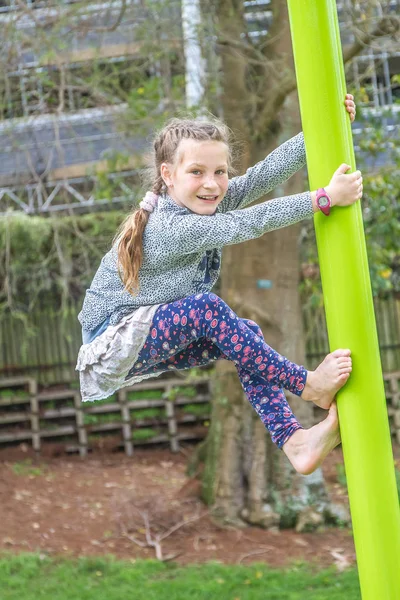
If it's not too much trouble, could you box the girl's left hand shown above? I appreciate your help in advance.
[345,93,356,122]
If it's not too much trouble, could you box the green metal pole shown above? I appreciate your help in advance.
[287,2,400,598]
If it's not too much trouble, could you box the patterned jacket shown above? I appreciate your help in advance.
[78,132,312,333]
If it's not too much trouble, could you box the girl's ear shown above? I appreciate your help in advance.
[161,162,173,187]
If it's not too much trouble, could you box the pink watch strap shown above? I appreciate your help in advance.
[316,188,331,216]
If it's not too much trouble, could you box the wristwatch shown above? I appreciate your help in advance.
[316,188,331,216]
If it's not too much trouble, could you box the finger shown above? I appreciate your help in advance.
[344,100,356,123]
[335,163,351,175]
[345,93,354,100]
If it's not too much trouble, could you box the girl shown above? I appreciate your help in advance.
[77,96,360,475]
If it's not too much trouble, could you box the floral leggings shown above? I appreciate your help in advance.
[125,293,307,448]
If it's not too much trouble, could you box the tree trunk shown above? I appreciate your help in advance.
[202,133,334,529]
[201,0,333,529]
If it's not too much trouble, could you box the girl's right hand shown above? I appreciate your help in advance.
[325,163,363,207]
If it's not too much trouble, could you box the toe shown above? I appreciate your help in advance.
[332,349,351,358]
[337,356,352,365]
[339,367,352,375]
[338,372,350,382]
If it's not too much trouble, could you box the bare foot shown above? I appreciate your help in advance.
[282,402,341,475]
[302,349,352,409]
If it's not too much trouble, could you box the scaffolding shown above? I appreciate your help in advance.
[0,0,398,215]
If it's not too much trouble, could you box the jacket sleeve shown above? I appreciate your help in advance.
[164,191,313,255]
[219,132,307,212]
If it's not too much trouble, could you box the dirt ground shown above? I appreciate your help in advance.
[1,441,397,570]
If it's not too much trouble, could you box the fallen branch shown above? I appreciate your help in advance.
[120,503,208,561]
[237,547,273,565]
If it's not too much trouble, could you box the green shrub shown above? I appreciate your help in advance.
[127,390,164,401]
[131,408,164,420]
[132,428,158,441]
[181,403,210,416]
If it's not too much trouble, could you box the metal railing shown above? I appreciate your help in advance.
[0,169,139,214]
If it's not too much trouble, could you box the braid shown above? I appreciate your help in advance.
[152,174,165,195]
[116,116,232,296]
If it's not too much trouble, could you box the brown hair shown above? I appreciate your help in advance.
[115,117,232,295]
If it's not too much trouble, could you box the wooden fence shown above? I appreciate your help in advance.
[303,295,400,371]
[1,296,400,386]
[0,306,81,385]
[0,376,211,456]
[1,371,399,456]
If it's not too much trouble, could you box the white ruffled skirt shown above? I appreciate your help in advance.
[75,305,160,401]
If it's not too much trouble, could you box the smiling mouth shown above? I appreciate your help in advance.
[197,195,219,202]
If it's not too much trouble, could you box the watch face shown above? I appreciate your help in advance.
[318,196,329,207]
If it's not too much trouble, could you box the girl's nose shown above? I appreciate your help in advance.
[203,178,218,189]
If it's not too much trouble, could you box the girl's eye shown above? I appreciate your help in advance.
[216,170,226,175]
[191,170,201,175]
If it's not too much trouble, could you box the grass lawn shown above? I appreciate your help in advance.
[0,553,361,600]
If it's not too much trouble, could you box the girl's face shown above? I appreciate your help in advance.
[161,139,229,215]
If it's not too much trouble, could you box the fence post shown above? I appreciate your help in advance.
[119,389,133,457]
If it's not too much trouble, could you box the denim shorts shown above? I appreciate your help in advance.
[82,316,111,345]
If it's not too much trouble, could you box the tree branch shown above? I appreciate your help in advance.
[14,0,128,33]
[120,503,208,562]
[217,37,270,67]
[73,0,128,34]
[343,15,400,63]
[253,13,400,139]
